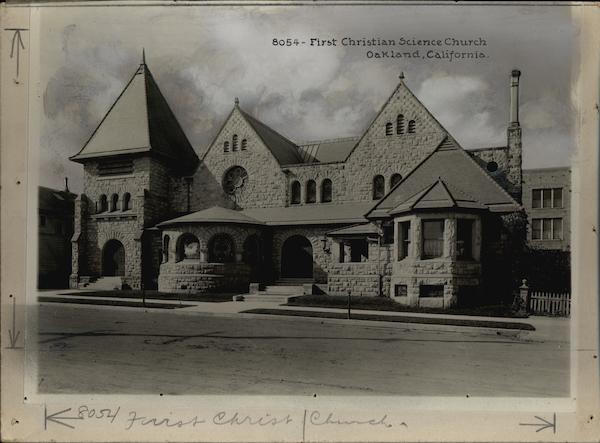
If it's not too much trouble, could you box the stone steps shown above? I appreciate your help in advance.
[264,285,304,295]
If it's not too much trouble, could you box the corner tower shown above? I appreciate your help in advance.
[69,53,199,289]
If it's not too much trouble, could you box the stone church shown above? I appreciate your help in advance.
[69,57,524,308]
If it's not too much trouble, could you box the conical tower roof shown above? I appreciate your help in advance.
[70,56,199,174]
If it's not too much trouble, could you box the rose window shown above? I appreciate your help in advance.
[222,166,248,195]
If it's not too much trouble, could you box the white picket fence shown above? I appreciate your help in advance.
[528,290,571,317]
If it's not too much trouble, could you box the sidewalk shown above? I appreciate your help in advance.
[38,289,568,339]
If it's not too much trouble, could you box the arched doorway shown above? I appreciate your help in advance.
[281,235,313,279]
[102,239,125,276]
[243,234,262,280]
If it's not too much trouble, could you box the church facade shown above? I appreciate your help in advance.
[70,59,524,308]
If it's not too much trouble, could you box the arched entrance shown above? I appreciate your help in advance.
[102,239,125,276]
[243,234,262,280]
[281,235,313,279]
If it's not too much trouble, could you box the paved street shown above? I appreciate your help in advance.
[37,303,570,396]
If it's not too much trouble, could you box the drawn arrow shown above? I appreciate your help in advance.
[44,406,83,430]
[5,28,28,79]
[519,413,556,433]
[7,295,22,349]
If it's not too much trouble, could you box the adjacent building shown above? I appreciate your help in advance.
[523,167,571,251]
[68,59,531,307]
[38,184,76,288]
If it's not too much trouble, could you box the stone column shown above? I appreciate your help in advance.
[70,194,88,288]
[473,217,482,261]
[199,248,208,262]
[413,216,422,259]
[393,220,400,261]
[445,217,456,258]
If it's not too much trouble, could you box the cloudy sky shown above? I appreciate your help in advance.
[38,4,579,192]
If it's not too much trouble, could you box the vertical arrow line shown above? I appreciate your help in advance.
[12,297,16,340]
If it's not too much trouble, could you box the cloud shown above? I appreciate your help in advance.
[38,5,576,191]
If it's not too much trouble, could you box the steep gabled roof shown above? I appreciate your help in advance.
[367,137,520,218]
[239,110,303,165]
[70,61,199,173]
[389,178,487,215]
[344,77,455,162]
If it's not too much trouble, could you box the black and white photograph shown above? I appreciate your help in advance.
[1,1,599,442]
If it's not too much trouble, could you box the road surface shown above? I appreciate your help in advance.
[36,303,569,396]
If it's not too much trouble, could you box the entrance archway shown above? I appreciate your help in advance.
[243,234,262,280]
[281,235,313,279]
[102,239,125,276]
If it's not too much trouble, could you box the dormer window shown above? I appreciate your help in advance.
[385,122,393,136]
[232,135,238,151]
[396,114,405,134]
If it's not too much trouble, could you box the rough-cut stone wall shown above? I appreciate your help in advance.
[284,163,346,206]
[158,262,250,294]
[170,162,234,214]
[70,194,88,288]
[158,224,262,292]
[201,107,289,209]
[74,157,174,288]
[327,242,393,297]
[271,226,336,283]
[507,126,523,201]
[469,147,512,191]
[344,83,448,202]
[388,212,483,308]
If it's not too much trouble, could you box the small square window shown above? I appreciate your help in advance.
[419,285,444,298]
[394,285,408,297]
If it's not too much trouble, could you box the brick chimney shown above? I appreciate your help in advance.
[507,69,522,203]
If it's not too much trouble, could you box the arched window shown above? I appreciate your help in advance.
[176,233,200,261]
[321,179,332,203]
[373,175,385,200]
[122,192,131,211]
[385,122,393,136]
[390,173,402,189]
[232,135,238,151]
[208,233,235,263]
[163,235,170,263]
[110,193,119,212]
[99,194,108,213]
[396,114,405,134]
[241,139,247,150]
[408,120,416,133]
[306,180,316,203]
[291,180,301,204]
[224,141,230,152]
